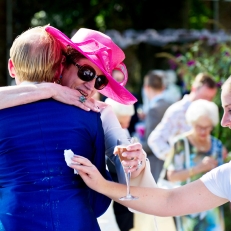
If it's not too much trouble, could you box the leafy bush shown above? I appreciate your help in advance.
[157,39,231,152]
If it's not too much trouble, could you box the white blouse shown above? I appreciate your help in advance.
[100,104,156,188]
[100,104,130,184]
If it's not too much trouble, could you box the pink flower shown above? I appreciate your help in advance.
[187,60,196,66]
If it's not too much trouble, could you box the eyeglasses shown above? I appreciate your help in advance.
[195,124,213,132]
[73,63,109,90]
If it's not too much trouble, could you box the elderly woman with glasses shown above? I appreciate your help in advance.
[164,99,226,231]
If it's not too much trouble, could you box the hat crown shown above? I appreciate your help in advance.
[71,28,125,68]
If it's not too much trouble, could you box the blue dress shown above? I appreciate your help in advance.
[0,99,111,231]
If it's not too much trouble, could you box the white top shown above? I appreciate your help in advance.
[100,104,131,184]
[147,94,191,160]
[200,161,231,201]
[101,104,156,189]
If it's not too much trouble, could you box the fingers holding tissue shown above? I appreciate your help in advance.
[64,149,80,174]
[69,154,107,192]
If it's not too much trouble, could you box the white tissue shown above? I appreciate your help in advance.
[64,149,78,174]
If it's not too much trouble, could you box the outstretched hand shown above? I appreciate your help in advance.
[69,155,107,193]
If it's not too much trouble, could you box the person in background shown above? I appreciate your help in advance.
[167,99,226,231]
[148,73,217,162]
[140,70,172,181]
[164,70,182,103]
[135,70,166,144]
[112,69,126,83]
[141,70,166,116]
[140,69,180,117]
[105,98,135,136]
[99,68,126,102]
[67,75,231,221]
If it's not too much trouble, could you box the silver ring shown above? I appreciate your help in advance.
[136,160,142,171]
[79,95,86,103]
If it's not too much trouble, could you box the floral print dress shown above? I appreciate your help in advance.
[167,135,224,231]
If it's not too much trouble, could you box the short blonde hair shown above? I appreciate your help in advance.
[105,98,135,116]
[185,99,219,126]
[10,26,64,83]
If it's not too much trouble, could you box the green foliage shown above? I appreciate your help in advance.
[25,0,193,34]
[189,0,213,29]
[157,40,231,151]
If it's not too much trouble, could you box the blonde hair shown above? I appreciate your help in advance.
[10,26,64,83]
[185,99,219,126]
[221,76,231,92]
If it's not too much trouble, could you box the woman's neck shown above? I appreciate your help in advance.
[187,133,211,152]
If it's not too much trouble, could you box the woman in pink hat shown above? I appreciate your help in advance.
[1,25,155,184]
[0,27,157,231]
[0,25,156,229]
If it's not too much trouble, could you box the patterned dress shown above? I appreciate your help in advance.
[168,135,224,231]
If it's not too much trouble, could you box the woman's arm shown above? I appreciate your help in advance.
[0,84,51,109]
[70,156,228,216]
[0,83,99,111]
[100,105,146,181]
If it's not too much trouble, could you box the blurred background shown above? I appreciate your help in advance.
[1,0,231,228]
[1,0,231,87]
[2,0,231,150]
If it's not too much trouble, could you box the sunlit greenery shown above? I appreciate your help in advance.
[189,0,213,29]
[157,39,231,153]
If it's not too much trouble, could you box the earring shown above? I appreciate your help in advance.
[56,75,62,84]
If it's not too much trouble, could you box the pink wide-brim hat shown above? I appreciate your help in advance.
[45,26,137,105]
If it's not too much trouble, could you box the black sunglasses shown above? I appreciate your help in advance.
[73,63,109,90]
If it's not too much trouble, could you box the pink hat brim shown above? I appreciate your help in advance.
[45,26,137,105]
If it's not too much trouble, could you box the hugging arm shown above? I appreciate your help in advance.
[0,83,99,111]
[70,156,228,217]
[2,83,153,186]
